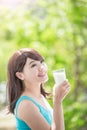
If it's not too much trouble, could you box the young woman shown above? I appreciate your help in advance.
[7,48,70,130]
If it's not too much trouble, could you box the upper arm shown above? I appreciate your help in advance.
[17,100,51,130]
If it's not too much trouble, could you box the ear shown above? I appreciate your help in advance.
[15,72,24,80]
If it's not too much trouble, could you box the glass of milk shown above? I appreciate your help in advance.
[53,68,66,86]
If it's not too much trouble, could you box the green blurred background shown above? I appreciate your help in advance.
[0,0,87,130]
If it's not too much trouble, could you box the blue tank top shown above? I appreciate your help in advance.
[14,96,53,130]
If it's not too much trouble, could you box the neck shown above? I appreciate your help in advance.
[23,82,42,98]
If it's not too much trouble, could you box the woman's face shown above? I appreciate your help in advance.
[21,58,48,84]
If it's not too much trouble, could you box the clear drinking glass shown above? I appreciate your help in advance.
[53,68,66,86]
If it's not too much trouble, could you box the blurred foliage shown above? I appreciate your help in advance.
[0,0,87,129]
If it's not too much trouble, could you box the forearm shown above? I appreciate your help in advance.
[54,100,65,130]
[51,80,70,130]
[52,98,65,130]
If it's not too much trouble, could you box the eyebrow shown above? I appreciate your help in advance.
[29,60,35,65]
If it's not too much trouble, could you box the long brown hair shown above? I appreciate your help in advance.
[7,48,49,114]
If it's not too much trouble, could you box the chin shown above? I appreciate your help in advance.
[41,77,49,83]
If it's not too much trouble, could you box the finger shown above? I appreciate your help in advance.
[62,80,69,86]
[65,87,70,94]
[64,82,70,88]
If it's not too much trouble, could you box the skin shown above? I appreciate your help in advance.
[16,57,70,130]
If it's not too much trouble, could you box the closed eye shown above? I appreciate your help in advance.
[40,59,44,64]
[31,64,36,68]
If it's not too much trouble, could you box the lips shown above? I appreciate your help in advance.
[38,72,47,77]
[38,72,48,82]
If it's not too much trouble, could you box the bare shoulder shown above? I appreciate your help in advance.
[17,99,51,130]
[17,99,39,118]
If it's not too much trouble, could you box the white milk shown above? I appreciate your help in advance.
[53,68,66,85]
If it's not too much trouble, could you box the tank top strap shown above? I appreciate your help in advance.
[15,96,40,115]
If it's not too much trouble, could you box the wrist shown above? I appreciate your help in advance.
[53,95,62,105]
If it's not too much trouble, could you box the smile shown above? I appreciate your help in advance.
[38,73,47,77]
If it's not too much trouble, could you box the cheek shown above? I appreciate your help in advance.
[31,69,38,76]
[30,70,38,81]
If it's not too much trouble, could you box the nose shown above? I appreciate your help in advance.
[39,64,44,72]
